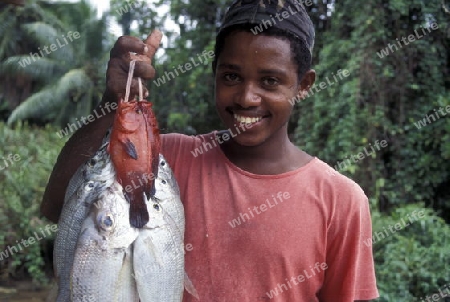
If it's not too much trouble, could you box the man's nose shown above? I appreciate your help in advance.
[236,82,262,108]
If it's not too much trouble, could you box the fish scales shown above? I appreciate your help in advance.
[54,139,116,302]
[71,183,139,302]
[133,155,186,302]
[54,142,190,301]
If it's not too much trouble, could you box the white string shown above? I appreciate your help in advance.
[138,78,143,101]
[124,60,136,102]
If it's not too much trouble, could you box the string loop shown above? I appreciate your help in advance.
[124,60,143,102]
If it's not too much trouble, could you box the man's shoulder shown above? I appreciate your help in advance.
[304,157,368,205]
[160,131,219,167]
[161,132,214,152]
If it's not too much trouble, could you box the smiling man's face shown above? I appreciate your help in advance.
[214,30,310,147]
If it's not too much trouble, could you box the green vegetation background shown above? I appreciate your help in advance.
[0,0,449,301]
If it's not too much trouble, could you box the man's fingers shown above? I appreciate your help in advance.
[110,36,149,58]
[108,57,155,82]
[143,29,163,60]
[105,30,162,101]
[107,77,149,99]
[134,61,156,79]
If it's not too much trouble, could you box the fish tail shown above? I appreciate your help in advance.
[127,192,149,228]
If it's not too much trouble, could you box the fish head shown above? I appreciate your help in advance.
[81,146,116,183]
[153,155,180,200]
[89,183,138,248]
[144,198,167,228]
[115,100,154,133]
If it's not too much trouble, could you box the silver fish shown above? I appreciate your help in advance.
[54,136,116,302]
[71,182,139,302]
[133,154,194,302]
[53,143,196,301]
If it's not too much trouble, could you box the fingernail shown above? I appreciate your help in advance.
[144,46,148,53]
[144,91,149,98]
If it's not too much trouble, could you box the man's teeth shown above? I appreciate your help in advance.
[234,114,262,123]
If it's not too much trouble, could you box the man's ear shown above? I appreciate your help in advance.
[296,69,316,101]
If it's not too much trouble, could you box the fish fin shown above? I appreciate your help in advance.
[129,192,149,228]
[162,211,184,254]
[184,271,199,300]
[143,235,165,267]
[121,138,138,160]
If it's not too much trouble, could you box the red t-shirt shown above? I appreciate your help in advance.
[161,132,379,302]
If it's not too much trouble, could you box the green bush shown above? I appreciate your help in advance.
[0,121,66,284]
[370,203,450,301]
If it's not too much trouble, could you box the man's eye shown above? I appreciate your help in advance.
[224,73,239,82]
[262,77,279,86]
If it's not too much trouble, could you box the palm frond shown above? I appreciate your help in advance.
[1,55,63,80]
[55,69,93,100]
[26,2,67,31]
[7,68,94,125]
[22,22,59,45]
[7,88,55,124]
[22,22,74,62]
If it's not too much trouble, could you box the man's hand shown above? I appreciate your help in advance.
[104,30,162,105]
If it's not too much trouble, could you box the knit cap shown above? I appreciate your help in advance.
[219,0,315,56]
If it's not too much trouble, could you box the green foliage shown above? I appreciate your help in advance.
[293,0,450,215]
[0,0,112,127]
[370,204,450,301]
[0,122,66,284]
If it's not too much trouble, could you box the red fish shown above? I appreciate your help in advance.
[107,99,161,228]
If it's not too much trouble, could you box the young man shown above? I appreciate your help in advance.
[41,0,379,301]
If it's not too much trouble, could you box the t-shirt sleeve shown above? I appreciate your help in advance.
[160,133,201,191]
[318,180,379,301]
[160,133,196,173]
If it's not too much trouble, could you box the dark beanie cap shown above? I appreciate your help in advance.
[218,0,315,56]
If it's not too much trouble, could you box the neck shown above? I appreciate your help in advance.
[219,126,307,175]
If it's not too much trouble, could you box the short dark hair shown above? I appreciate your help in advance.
[212,24,312,82]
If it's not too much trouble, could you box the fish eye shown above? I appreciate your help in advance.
[161,179,166,184]
[87,158,96,167]
[135,108,142,114]
[153,203,160,211]
[161,161,165,166]
[85,181,95,191]
[97,212,115,231]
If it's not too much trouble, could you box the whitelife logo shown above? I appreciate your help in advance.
[18,31,81,68]
[190,122,254,158]
[376,22,439,59]
[327,139,388,176]
[0,225,58,261]
[153,50,215,87]
[228,192,291,228]
[413,106,450,130]
[265,262,328,299]
[56,102,117,138]
[250,0,314,35]
[363,209,425,247]
[288,69,350,106]
[0,153,21,171]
